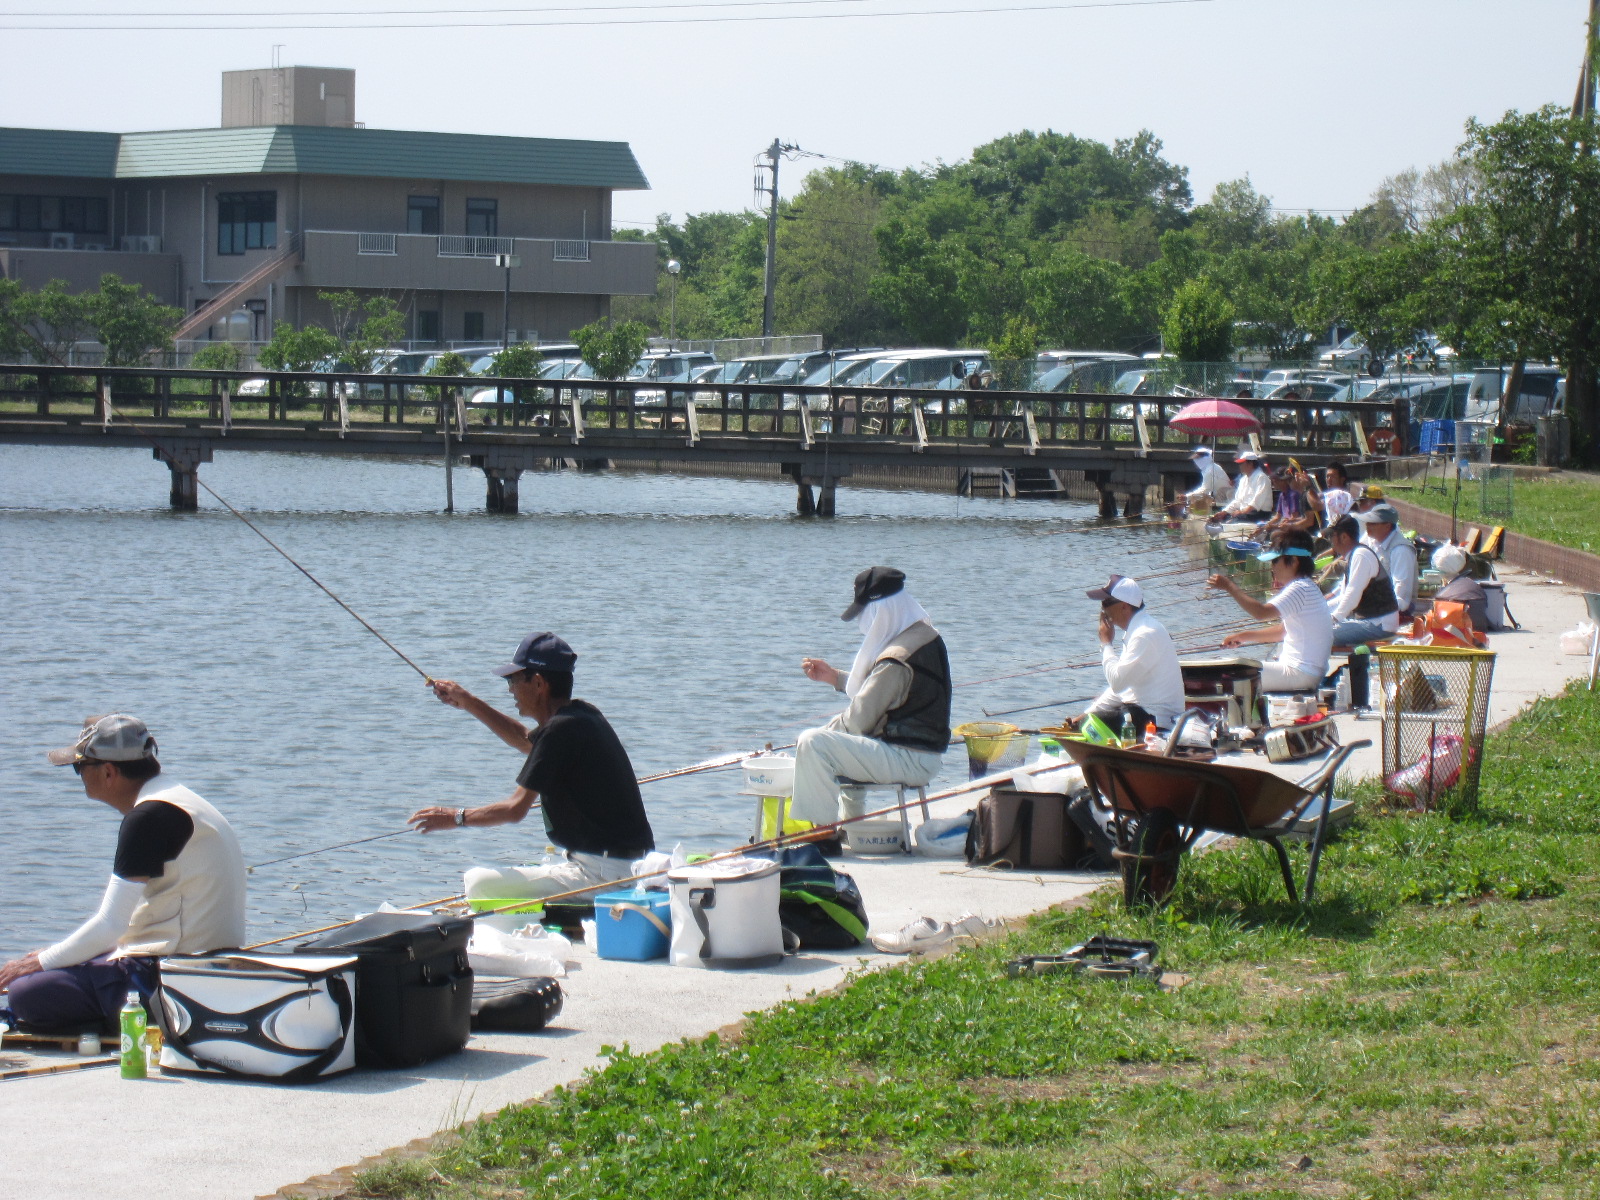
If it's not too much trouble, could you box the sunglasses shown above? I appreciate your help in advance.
[72,759,104,775]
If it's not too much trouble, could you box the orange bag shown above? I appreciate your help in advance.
[1408,601,1486,648]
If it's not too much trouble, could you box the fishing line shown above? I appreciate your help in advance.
[107,403,435,684]
[248,830,414,873]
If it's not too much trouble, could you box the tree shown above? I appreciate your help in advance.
[257,320,339,372]
[0,279,93,364]
[318,290,407,372]
[423,350,472,404]
[1421,106,1600,458]
[188,342,243,371]
[572,319,649,380]
[84,274,181,366]
[488,343,544,377]
[986,316,1039,389]
[1162,277,1234,362]
[776,167,899,346]
[1025,247,1137,349]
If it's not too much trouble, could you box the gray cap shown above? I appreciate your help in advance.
[1353,503,1401,526]
[47,714,158,766]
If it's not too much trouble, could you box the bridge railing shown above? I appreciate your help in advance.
[0,363,1405,458]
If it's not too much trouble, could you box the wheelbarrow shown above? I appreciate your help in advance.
[1061,724,1371,907]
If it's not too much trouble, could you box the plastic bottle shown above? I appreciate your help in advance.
[145,1023,164,1073]
[1143,721,1162,752]
[1335,670,1351,712]
[119,991,147,1079]
[1120,712,1137,747]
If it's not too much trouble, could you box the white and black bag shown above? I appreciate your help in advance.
[156,953,358,1082]
[667,858,789,969]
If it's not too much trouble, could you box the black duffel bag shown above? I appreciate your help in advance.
[754,843,870,949]
[471,976,564,1032]
[298,911,474,1068]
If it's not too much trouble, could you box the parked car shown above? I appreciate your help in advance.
[1466,364,1565,424]
[1318,333,1371,369]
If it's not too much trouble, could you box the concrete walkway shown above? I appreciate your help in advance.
[2,570,1591,1200]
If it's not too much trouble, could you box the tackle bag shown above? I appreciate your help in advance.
[753,844,870,949]
[470,977,564,1033]
[964,789,1084,870]
[298,911,473,1068]
[155,953,357,1083]
[667,857,788,968]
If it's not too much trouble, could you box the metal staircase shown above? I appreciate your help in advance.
[175,234,303,341]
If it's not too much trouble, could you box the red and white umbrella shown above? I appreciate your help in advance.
[1169,398,1261,435]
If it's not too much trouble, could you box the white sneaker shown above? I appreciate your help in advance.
[870,916,953,954]
[949,913,1003,940]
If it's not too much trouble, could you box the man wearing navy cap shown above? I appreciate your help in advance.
[410,633,655,902]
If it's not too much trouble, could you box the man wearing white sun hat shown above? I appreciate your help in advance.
[1070,575,1185,734]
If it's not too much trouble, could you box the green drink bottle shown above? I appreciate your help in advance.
[119,991,147,1079]
[1120,712,1137,747]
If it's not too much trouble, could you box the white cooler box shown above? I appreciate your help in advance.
[667,858,786,969]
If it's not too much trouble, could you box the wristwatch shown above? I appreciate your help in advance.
[454,808,467,827]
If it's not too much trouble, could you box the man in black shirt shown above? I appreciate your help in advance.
[409,633,654,904]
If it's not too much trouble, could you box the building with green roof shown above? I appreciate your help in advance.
[0,67,656,346]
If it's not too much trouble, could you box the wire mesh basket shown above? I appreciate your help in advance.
[1375,645,1496,812]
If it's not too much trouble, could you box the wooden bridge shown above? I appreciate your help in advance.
[0,364,1406,515]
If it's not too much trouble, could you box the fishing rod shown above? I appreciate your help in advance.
[248,830,413,873]
[244,756,1065,951]
[955,616,1263,688]
[106,402,435,684]
[980,693,1099,719]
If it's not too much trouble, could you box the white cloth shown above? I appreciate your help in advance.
[1262,662,1326,692]
[1366,526,1418,615]
[1091,608,1185,727]
[1186,459,1234,503]
[1322,487,1353,523]
[845,591,930,698]
[464,851,637,902]
[1268,576,1335,679]
[834,621,939,738]
[1326,543,1401,631]
[36,876,145,971]
[1223,467,1272,514]
[789,726,942,825]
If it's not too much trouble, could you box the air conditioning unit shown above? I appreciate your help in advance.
[48,232,76,250]
[120,235,162,253]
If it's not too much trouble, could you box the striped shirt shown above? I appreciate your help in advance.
[1268,576,1334,678]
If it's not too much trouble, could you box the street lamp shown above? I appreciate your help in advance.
[666,258,681,345]
[494,253,521,348]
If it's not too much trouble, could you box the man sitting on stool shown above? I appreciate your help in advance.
[792,567,952,831]
[0,715,246,1032]
[1324,515,1401,646]
[1217,451,1273,522]
[410,632,655,903]
[1354,502,1417,619]
[1070,575,1184,735]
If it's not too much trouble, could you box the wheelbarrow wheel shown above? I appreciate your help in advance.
[1121,809,1182,908]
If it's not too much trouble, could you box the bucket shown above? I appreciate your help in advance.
[1479,581,1507,631]
[593,889,672,961]
[757,797,814,842]
[667,858,784,969]
[842,819,904,855]
[468,898,545,935]
[739,753,795,797]
[953,721,1032,780]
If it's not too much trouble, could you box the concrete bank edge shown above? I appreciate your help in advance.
[263,893,1095,1200]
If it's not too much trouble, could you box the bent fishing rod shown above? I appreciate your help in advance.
[245,757,1059,950]
[955,615,1266,688]
[107,403,435,684]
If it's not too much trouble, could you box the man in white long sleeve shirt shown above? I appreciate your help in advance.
[1074,575,1186,732]
[1323,515,1402,645]
[1219,451,1273,519]
[1355,503,1418,617]
[0,715,245,1031]
[792,568,952,829]
[1184,447,1233,508]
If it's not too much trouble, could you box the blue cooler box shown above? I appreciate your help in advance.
[593,889,672,961]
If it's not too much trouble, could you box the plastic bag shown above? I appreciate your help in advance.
[467,923,572,978]
[1384,732,1468,809]
[1560,621,1597,656]
[913,814,971,857]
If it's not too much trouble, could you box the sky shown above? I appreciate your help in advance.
[0,0,1588,230]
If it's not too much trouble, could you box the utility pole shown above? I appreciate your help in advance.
[755,138,801,342]
[1577,0,1600,117]
[495,252,521,348]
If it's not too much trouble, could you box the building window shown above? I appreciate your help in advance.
[415,309,441,343]
[217,191,277,255]
[0,194,108,233]
[463,311,485,341]
[465,198,497,237]
[407,195,440,235]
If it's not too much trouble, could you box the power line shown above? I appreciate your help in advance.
[7,0,917,16]
[0,0,1214,30]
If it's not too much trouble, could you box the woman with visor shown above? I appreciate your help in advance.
[1207,530,1334,692]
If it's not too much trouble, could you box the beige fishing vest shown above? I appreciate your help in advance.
[115,777,248,959]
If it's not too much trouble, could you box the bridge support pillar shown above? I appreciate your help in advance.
[817,478,838,518]
[154,441,212,511]
[1095,482,1118,519]
[1121,490,1144,519]
[794,481,815,517]
[484,467,523,514]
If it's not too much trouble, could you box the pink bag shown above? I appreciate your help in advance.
[1384,733,1468,809]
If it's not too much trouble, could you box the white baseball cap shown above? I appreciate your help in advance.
[47,714,158,766]
[1085,575,1145,607]
[1188,446,1214,460]
[1234,450,1262,464]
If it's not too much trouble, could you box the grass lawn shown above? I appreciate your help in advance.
[1397,473,1600,556]
[351,685,1600,1200]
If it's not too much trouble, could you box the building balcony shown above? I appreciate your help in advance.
[295,230,657,296]
[0,244,183,305]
